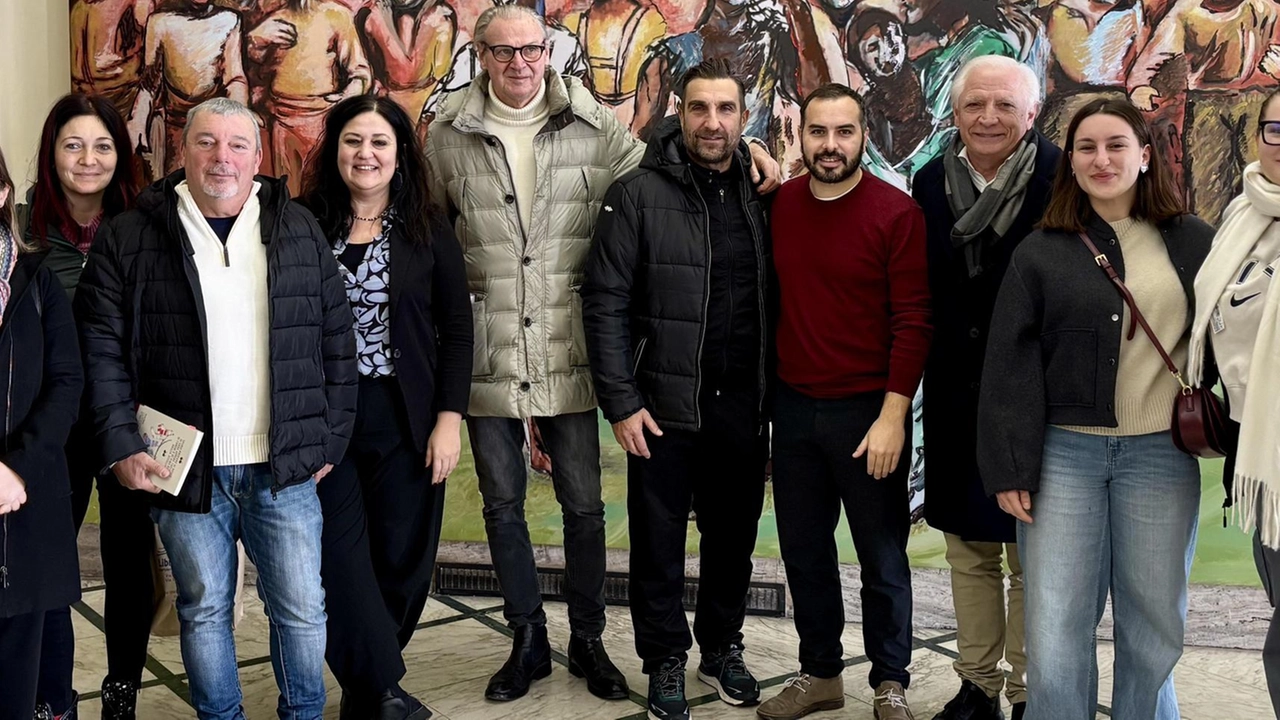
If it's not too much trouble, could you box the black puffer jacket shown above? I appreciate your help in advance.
[75,171,358,514]
[0,252,84,618]
[582,119,771,431]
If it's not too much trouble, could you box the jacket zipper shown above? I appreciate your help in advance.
[719,187,731,382]
[739,171,769,425]
[2,342,13,589]
[690,177,712,430]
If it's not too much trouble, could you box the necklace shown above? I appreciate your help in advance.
[352,208,387,223]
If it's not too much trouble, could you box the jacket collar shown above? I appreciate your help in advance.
[639,114,752,187]
[441,70,607,137]
[139,170,291,252]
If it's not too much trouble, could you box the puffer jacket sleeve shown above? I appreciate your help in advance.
[602,111,646,179]
[430,216,473,414]
[5,268,83,499]
[312,218,358,465]
[582,180,645,423]
[74,221,147,469]
[976,254,1046,496]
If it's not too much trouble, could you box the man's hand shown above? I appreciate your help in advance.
[612,408,663,459]
[313,463,334,483]
[746,140,782,194]
[425,411,463,485]
[852,392,910,480]
[996,489,1033,524]
[1129,85,1161,112]
[0,463,27,515]
[112,451,168,494]
[1262,45,1280,79]
[249,18,299,52]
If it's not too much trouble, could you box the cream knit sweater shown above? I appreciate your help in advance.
[484,82,551,236]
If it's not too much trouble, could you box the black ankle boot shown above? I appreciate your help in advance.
[484,624,552,701]
[99,680,137,720]
[375,688,432,720]
[931,680,1004,720]
[567,635,629,700]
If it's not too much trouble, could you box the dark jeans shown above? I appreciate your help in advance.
[626,389,768,673]
[319,377,447,697]
[469,409,607,636]
[1255,529,1280,719]
[0,610,46,720]
[39,419,156,711]
[772,382,913,687]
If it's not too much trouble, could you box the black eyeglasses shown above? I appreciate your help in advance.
[1261,121,1280,146]
[484,44,546,63]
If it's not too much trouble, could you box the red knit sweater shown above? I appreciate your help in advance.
[772,172,932,399]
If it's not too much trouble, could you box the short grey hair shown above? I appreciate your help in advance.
[473,4,549,47]
[950,55,1042,115]
[182,97,261,151]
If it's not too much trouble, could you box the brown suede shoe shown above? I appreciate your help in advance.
[756,673,845,720]
[873,681,914,720]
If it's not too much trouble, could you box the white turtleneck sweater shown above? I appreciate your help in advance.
[484,81,551,235]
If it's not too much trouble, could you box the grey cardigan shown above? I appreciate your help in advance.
[976,212,1215,496]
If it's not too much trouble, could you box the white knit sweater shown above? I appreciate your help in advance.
[175,182,271,466]
[484,81,551,235]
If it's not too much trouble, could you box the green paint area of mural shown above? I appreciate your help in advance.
[439,420,1260,588]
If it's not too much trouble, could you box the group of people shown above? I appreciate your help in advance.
[2,6,1280,720]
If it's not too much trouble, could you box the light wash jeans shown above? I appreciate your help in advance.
[1018,427,1199,720]
[154,463,326,720]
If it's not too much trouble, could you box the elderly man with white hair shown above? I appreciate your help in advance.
[912,54,1060,720]
[76,97,357,720]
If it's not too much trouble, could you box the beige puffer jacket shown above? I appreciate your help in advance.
[425,70,645,419]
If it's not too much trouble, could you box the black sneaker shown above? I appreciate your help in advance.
[99,680,137,720]
[647,657,690,720]
[697,643,760,706]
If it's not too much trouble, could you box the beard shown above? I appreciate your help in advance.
[803,144,863,184]
[683,129,740,167]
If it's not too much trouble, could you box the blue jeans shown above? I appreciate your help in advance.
[1019,427,1199,720]
[468,410,607,636]
[154,464,326,720]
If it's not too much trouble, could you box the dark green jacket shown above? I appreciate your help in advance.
[15,202,90,302]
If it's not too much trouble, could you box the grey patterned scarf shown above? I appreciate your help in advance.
[943,131,1038,278]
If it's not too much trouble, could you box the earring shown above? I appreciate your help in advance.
[1140,165,1149,173]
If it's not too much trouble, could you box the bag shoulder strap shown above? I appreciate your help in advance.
[1076,231,1188,389]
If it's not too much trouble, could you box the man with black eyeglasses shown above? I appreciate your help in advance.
[424,3,781,706]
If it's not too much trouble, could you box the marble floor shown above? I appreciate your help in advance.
[68,584,1274,720]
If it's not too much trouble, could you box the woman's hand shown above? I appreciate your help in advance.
[0,462,27,515]
[996,489,1033,524]
[425,411,464,485]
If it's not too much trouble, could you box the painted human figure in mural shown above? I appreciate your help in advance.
[126,0,250,175]
[247,0,373,191]
[561,0,670,128]
[360,0,459,134]
[70,0,152,111]
[1129,0,1280,223]
[630,0,802,143]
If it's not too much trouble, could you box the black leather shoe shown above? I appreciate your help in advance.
[1011,702,1026,720]
[931,680,1004,720]
[376,689,432,720]
[567,635,629,700]
[99,680,137,720]
[484,624,553,701]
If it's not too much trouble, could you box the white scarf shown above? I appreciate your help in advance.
[1188,161,1280,548]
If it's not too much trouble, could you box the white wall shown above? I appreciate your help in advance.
[0,0,71,194]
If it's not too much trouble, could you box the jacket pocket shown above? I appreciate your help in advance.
[568,285,589,368]
[1042,328,1097,407]
[470,292,492,377]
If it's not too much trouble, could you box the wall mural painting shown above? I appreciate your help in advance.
[71,0,1280,532]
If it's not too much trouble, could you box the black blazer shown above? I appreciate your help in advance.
[0,252,84,618]
[977,212,1216,496]
[384,214,472,452]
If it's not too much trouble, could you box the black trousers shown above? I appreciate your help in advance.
[1255,529,1280,719]
[771,382,912,687]
[319,376,446,697]
[39,420,156,710]
[627,388,768,673]
[0,610,46,719]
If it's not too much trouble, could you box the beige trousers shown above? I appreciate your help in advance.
[944,533,1027,704]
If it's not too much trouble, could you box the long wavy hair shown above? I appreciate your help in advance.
[300,95,435,246]
[29,93,138,244]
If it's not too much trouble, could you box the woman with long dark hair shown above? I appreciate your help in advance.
[17,93,149,720]
[0,144,86,719]
[300,94,471,719]
[977,98,1214,719]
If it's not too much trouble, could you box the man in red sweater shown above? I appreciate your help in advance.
[757,84,931,720]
